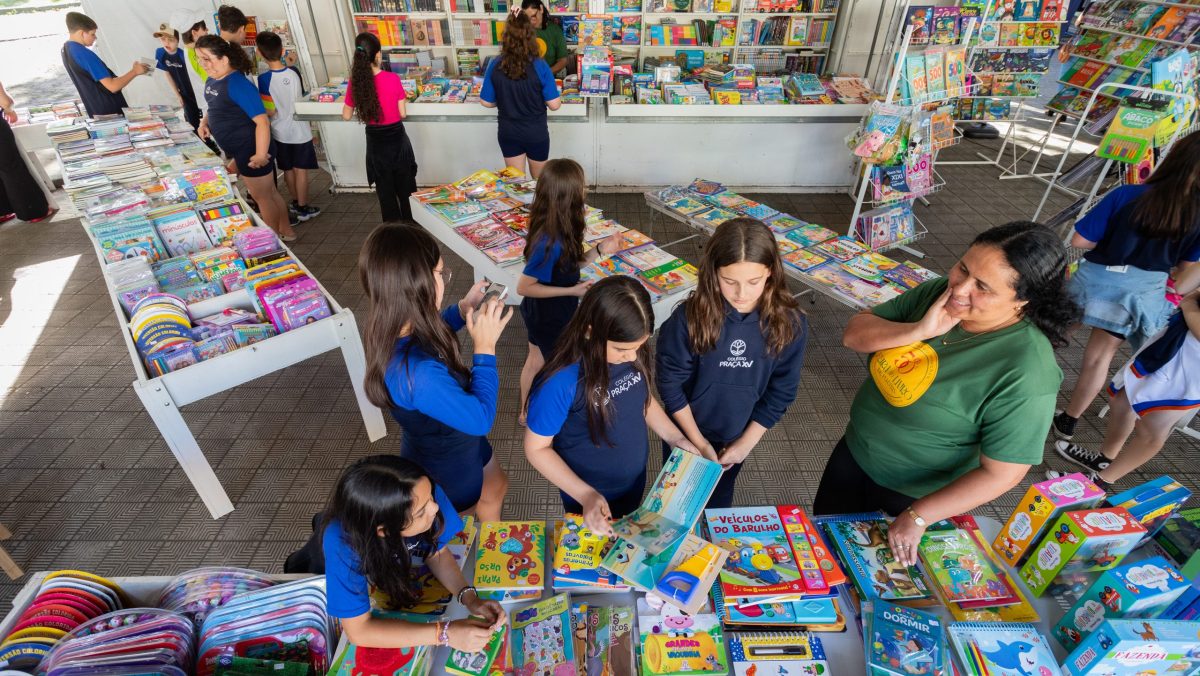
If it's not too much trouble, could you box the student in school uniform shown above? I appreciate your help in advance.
[152,23,202,132]
[656,218,807,509]
[255,31,322,223]
[479,11,561,179]
[1051,129,1200,466]
[342,33,418,222]
[322,455,505,649]
[359,224,512,521]
[525,276,701,536]
[516,158,620,421]
[60,12,150,117]
[195,35,295,241]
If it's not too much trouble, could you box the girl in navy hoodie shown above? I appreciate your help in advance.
[359,224,513,521]
[524,276,700,535]
[656,218,808,509]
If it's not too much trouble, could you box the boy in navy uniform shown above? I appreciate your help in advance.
[255,31,321,222]
[61,12,150,117]
[153,23,202,131]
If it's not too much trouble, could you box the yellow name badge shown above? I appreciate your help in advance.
[870,341,939,408]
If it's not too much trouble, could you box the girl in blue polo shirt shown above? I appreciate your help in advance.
[656,218,807,509]
[1052,129,1200,470]
[516,158,619,422]
[323,455,505,650]
[524,276,700,535]
[360,224,513,521]
[194,35,295,241]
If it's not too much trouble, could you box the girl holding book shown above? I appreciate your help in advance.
[479,11,561,179]
[1052,130,1200,470]
[194,35,295,241]
[524,276,700,536]
[342,32,418,222]
[323,455,506,650]
[360,224,512,521]
[516,158,620,421]
[656,218,807,509]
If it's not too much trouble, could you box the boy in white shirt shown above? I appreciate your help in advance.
[255,31,321,221]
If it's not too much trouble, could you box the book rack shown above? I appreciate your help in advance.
[84,197,388,520]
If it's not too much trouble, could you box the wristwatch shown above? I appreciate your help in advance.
[906,506,927,528]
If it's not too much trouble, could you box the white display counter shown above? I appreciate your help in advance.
[295,100,867,191]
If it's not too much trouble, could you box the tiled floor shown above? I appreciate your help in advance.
[1,133,1197,607]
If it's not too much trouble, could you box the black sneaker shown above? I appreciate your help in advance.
[291,201,322,221]
[1053,440,1112,474]
[288,208,300,227]
[1051,410,1078,440]
[1045,467,1111,490]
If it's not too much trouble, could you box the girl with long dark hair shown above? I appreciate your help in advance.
[322,455,505,649]
[342,32,418,222]
[195,35,295,240]
[516,158,619,421]
[1052,129,1200,467]
[813,221,1080,568]
[479,12,561,178]
[657,218,807,509]
[524,276,701,535]
[359,224,512,520]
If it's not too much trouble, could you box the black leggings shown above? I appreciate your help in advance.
[0,118,49,220]
[812,437,916,517]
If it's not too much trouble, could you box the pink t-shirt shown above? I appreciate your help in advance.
[344,70,407,125]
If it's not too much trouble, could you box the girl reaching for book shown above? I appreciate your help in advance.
[516,158,620,423]
[524,276,701,536]
[360,223,513,521]
[323,455,506,650]
[656,218,807,509]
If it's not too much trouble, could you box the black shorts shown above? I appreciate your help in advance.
[230,142,277,178]
[275,140,319,171]
[498,130,550,162]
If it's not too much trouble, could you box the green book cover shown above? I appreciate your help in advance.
[445,621,506,676]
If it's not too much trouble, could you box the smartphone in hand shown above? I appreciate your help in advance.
[480,281,509,306]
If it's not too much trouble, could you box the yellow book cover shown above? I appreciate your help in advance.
[475,521,546,592]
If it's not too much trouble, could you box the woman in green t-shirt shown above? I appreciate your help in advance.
[522,0,569,75]
[812,222,1080,566]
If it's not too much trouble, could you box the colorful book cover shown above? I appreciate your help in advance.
[942,515,1041,624]
[841,252,900,284]
[904,6,933,42]
[602,533,707,593]
[456,218,518,250]
[813,236,868,262]
[637,598,727,676]
[705,507,806,599]
[511,594,577,675]
[944,48,967,98]
[823,517,930,601]
[866,602,945,676]
[881,261,939,290]
[1151,48,1198,146]
[445,624,506,676]
[552,514,621,587]
[786,224,839,248]
[1062,618,1200,676]
[917,528,1008,603]
[585,606,612,675]
[619,246,678,272]
[730,632,827,675]
[607,606,636,674]
[611,448,723,554]
[482,238,527,266]
[948,622,1062,676]
[778,505,846,591]
[904,54,928,102]
[766,213,805,233]
[641,260,698,294]
[475,521,546,597]
[931,6,959,44]
[783,248,828,273]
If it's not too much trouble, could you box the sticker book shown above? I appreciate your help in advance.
[511,594,577,676]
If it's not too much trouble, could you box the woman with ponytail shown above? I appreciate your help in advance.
[359,224,512,520]
[195,35,295,240]
[479,11,561,178]
[812,222,1080,568]
[342,32,418,222]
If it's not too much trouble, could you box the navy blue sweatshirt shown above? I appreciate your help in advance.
[656,303,807,447]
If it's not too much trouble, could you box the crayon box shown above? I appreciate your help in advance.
[1019,508,1147,597]
[993,472,1106,567]
[1053,556,1190,650]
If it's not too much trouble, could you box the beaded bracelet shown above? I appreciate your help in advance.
[438,619,451,647]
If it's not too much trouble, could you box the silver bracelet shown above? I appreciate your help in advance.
[456,585,477,605]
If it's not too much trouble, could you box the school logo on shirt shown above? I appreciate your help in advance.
[869,341,938,407]
[610,370,643,398]
[720,339,753,369]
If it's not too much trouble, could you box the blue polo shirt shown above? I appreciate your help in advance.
[480,57,559,138]
[322,485,464,619]
[203,71,267,155]
[1076,184,1200,273]
[156,46,196,105]
[66,41,112,81]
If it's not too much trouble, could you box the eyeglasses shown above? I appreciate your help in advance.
[435,267,453,284]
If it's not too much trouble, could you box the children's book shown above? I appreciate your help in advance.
[866,602,945,676]
[603,533,704,593]
[637,597,728,676]
[822,515,931,601]
[552,515,624,588]
[783,248,828,273]
[931,6,960,44]
[948,622,1062,676]
[606,605,637,675]
[778,505,846,592]
[1062,618,1200,676]
[942,515,1040,623]
[611,448,724,554]
[705,507,806,599]
[456,218,519,250]
[904,5,933,42]
[641,260,699,294]
[813,236,868,262]
[729,632,828,675]
[585,606,612,675]
[925,47,946,97]
[429,200,489,225]
[619,245,678,272]
[786,223,839,248]
[917,528,1008,603]
[445,623,506,676]
[904,54,929,102]
[474,521,546,601]
[482,238,527,266]
[841,252,900,284]
[511,594,577,675]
